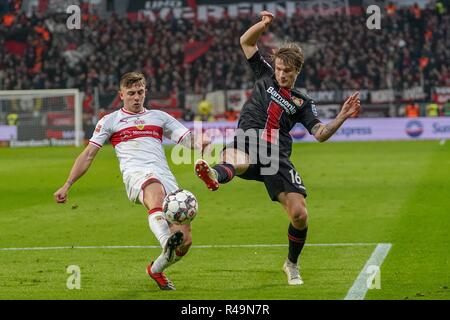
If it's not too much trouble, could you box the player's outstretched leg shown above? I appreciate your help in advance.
[143,183,185,290]
[142,182,194,290]
[146,231,184,291]
[195,159,236,191]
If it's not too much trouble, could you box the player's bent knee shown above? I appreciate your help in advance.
[290,205,308,224]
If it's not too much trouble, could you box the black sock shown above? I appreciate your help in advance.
[287,224,308,264]
[212,163,236,183]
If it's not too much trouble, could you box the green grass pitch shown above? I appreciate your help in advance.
[0,140,449,300]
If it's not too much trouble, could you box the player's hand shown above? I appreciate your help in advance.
[340,92,361,119]
[54,185,69,203]
[192,131,211,156]
[260,11,274,27]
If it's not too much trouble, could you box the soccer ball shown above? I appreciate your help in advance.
[162,189,198,225]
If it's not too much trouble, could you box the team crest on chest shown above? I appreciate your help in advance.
[134,119,145,130]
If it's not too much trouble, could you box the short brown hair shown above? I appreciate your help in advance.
[271,43,304,73]
[119,72,146,89]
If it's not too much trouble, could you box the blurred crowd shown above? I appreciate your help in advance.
[0,3,449,99]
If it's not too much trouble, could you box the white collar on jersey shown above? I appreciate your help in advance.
[120,107,147,115]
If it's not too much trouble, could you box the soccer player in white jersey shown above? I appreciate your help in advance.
[54,72,208,291]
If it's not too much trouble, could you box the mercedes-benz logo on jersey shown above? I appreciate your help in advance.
[405,120,424,137]
[121,130,132,140]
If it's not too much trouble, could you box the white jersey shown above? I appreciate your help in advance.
[89,108,189,201]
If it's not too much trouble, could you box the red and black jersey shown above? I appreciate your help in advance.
[238,51,321,157]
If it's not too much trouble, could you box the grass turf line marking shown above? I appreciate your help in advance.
[344,243,392,300]
[0,243,378,251]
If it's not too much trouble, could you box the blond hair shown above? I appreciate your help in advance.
[119,72,146,89]
[271,43,304,73]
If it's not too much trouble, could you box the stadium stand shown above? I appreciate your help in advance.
[0,0,449,120]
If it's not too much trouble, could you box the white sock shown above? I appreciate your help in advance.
[151,248,186,273]
[151,252,170,273]
[148,212,171,248]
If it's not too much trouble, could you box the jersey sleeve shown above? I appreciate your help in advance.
[297,100,322,134]
[247,50,274,80]
[160,111,190,143]
[89,115,112,148]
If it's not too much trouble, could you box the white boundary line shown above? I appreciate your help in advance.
[344,243,392,300]
[0,243,378,252]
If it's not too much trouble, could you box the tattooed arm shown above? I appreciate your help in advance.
[311,117,346,142]
[311,92,361,142]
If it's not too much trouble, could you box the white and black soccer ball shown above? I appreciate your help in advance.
[162,189,198,225]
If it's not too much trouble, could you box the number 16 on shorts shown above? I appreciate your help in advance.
[289,169,302,186]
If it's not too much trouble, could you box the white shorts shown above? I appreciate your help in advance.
[123,170,179,204]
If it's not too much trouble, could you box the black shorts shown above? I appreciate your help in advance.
[225,135,307,201]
